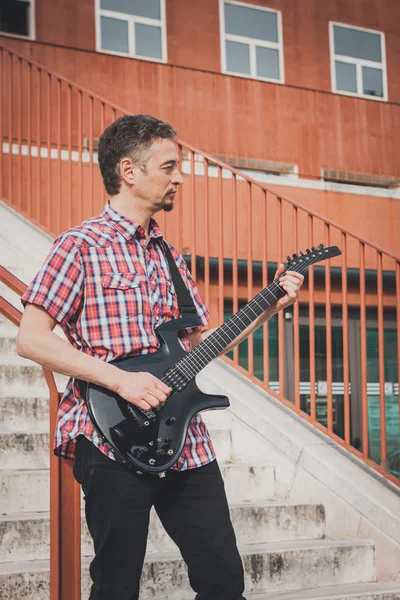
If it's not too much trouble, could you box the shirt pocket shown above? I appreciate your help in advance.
[100,272,144,319]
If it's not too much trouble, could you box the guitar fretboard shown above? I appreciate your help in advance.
[175,276,287,381]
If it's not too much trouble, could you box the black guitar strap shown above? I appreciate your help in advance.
[162,241,198,317]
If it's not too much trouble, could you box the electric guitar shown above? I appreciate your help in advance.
[81,244,341,475]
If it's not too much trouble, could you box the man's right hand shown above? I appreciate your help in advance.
[114,371,172,411]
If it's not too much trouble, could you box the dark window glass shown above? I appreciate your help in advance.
[101,17,129,54]
[101,0,160,19]
[226,40,251,75]
[366,328,399,463]
[256,46,280,80]
[333,25,382,62]
[0,0,30,36]
[362,66,383,97]
[135,23,162,59]
[335,61,357,93]
[225,2,278,43]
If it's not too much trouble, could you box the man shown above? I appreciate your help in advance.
[17,114,304,600]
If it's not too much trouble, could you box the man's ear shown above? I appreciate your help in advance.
[119,157,135,186]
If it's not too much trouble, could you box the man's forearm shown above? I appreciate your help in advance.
[202,305,277,356]
[17,330,121,393]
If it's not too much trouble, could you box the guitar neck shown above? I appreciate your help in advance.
[175,278,287,380]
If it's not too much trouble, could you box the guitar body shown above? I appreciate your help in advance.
[83,317,230,474]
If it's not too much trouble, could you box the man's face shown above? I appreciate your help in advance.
[132,139,183,213]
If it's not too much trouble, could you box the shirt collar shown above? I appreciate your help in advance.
[102,202,164,241]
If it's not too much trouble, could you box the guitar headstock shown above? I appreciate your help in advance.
[284,244,342,272]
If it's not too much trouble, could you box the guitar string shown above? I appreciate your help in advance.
[170,254,320,382]
[175,279,289,379]
[177,254,322,380]
[165,251,326,385]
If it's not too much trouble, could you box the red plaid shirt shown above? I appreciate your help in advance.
[22,202,215,470]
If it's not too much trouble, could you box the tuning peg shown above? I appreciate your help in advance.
[312,246,317,252]
[318,243,324,249]
[292,253,298,259]
[300,251,305,256]
[286,255,291,262]
[306,248,311,253]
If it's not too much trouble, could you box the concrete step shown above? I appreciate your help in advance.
[0,321,19,339]
[0,503,325,562]
[152,583,400,599]
[0,460,276,513]
[0,540,376,598]
[248,583,400,599]
[0,433,49,470]
[0,358,68,394]
[0,334,18,356]
[0,470,49,514]
[0,397,49,433]
[0,360,48,392]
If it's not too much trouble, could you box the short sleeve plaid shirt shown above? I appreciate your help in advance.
[21,202,216,470]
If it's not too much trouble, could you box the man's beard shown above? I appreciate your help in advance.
[161,196,175,212]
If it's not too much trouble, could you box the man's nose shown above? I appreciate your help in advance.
[173,168,184,185]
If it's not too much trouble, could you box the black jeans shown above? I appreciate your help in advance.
[73,436,246,600]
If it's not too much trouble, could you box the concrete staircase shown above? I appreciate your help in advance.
[1,317,400,599]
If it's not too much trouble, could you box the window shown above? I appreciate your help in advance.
[220,0,284,83]
[96,0,167,63]
[329,22,388,101]
[0,0,35,39]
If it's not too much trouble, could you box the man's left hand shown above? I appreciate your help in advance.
[272,263,304,314]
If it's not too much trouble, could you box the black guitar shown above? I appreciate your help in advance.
[82,244,341,475]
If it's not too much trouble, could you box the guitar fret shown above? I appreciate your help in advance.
[175,247,335,380]
[177,282,287,377]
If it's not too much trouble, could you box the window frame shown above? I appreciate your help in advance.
[95,0,167,64]
[329,21,388,102]
[0,0,36,40]
[219,0,285,84]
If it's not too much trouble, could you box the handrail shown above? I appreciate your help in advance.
[0,265,27,296]
[0,43,133,117]
[0,266,81,600]
[179,140,400,261]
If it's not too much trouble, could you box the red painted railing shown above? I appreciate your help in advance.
[1,43,400,599]
[0,266,81,600]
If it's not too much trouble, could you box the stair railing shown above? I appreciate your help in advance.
[0,266,81,600]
